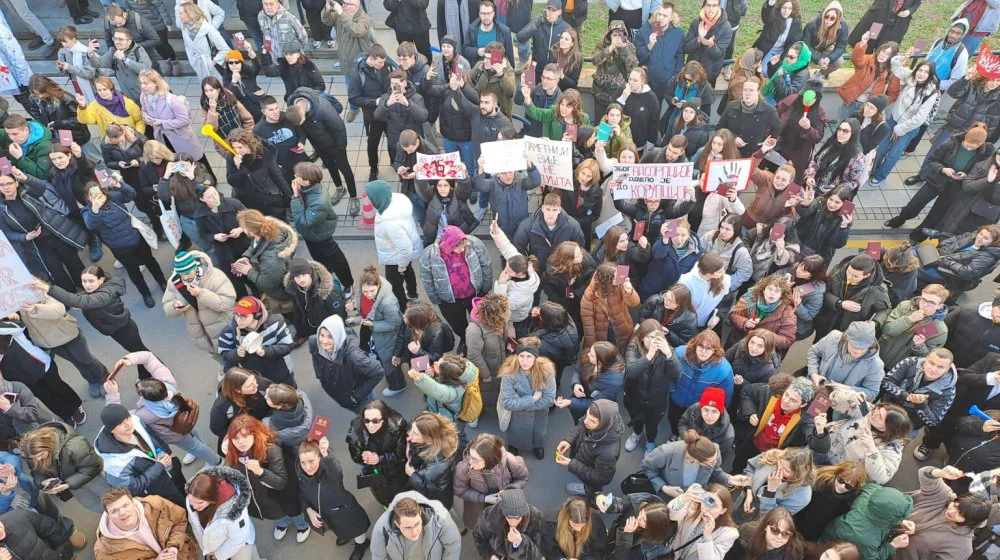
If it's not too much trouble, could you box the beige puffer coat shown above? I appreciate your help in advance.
[161,250,237,353]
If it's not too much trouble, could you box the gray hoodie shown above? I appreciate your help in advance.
[806,330,886,400]
[370,490,462,560]
[317,314,347,362]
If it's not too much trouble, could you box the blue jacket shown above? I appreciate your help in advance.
[634,22,686,92]
[637,236,702,299]
[81,184,140,249]
[569,364,625,415]
[672,346,734,409]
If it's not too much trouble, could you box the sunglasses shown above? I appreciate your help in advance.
[767,525,794,539]
[228,60,242,65]
[363,418,383,425]
[835,476,856,492]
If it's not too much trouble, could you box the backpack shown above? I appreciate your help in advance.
[456,362,483,422]
[170,395,200,435]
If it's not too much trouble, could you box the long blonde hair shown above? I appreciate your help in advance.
[411,412,458,461]
[139,69,171,96]
[19,426,63,474]
[142,139,175,163]
[555,497,593,558]
[755,448,814,488]
[497,337,555,390]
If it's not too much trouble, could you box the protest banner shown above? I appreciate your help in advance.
[702,158,754,194]
[415,152,463,180]
[610,162,695,200]
[481,139,526,174]
[524,136,573,190]
[0,231,43,317]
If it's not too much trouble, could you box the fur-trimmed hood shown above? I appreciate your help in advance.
[186,465,252,522]
[272,220,299,260]
[282,259,334,299]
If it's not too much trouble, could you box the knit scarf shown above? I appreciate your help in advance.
[699,7,721,33]
[762,42,812,99]
[96,90,130,118]
[753,297,781,320]
[444,0,471,47]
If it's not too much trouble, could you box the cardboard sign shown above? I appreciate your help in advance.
[769,222,786,241]
[610,163,695,200]
[913,322,941,339]
[410,355,429,372]
[868,22,883,40]
[480,139,527,174]
[524,136,574,190]
[308,416,332,442]
[57,130,73,147]
[806,393,832,417]
[523,62,536,88]
[596,122,612,142]
[840,200,855,217]
[415,151,463,180]
[0,158,11,176]
[0,231,44,318]
[632,220,646,241]
[703,158,753,194]
[564,123,578,142]
[614,265,630,285]
[866,241,882,260]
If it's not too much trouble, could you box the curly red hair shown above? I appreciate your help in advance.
[224,415,276,465]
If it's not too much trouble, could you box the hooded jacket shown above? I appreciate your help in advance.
[241,220,298,301]
[349,57,392,121]
[283,260,347,335]
[94,414,183,503]
[287,87,349,152]
[579,280,640,351]
[944,302,1000,368]
[529,320,580,375]
[162,251,236,354]
[512,208,586,268]
[878,297,949,370]
[943,76,1000,143]
[419,228,493,305]
[371,491,461,560]
[466,316,515,385]
[217,300,295,385]
[105,351,193,445]
[310,315,385,410]
[564,399,624,491]
[454,446,529,529]
[87,43,153,104]
[473,166,542,238]
[592,22,640,105]
[806,330,885,399]
[436,83,480,142]
[895,467,979,560]
[469,60,517,118]
[48,274,131,336]
[185,466,255,560]
[0,122,52,181]
[474,500,544,560]
[226,142,292,216]
[94,495,199,560]
[268,390,313,451]
[515,15,571,75]
[814,255,892,338]
[821,483,913,560]
[372,190,423,267]
[642,439,731,493]
[881,355,957,427]
[678,402,735,468]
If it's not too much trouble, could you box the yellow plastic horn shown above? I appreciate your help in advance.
[200,124,237,155]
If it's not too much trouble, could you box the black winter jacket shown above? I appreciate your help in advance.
[474,502,544,560]
[515,16,571,73]
[406,446,456,509]
[384,0,431,34]
[564,400,624,491]
[348,58,391,121]
[0,509,74,560]
[32,93,90,146]
[417,178,479,245]
[101,136,146,173]
[226,142,292,215]
[0,175,87,249]
[393,319,455,363]
[309,332,384,411]
[683,17,733,82]
[801,17,849,66]
[374,81,429,152]
[814,254,891,339]
[718,100,783,158]
[923,132,994,191]
[283,262,347,335]
[936,155,1000,236]
[393,134,441,196]
[47,275,130,335]
[234,443,299,520]
[278,58,326,102]
[27,422,102,491]
[753,0,801,59]
[346,410,409,489]
[724,345,782,384]
[287,87,349,152]
[623,344,681,412]
[559,184,603,233]
[945,309,1000,369]
[540,512,607,560]
[637,297,698,347]
[209,374,273,437]
[925,231,1000,290]
[945,77,1000,143]
[436,84,479,142]
[947,416,1000,474]
[512,209,586,268]
[194,196,250,269]
[462,20,515,67]
[296,454,371,539]
[529,321,580,374]
[613,197,694,246]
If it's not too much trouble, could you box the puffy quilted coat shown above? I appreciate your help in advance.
[579,281,639,351]
[162,251,236,353]
[0,508,74,560]
[81,183,142,249]
[419,231,493,305]
[821,483,913,560]
[373,193,422,267]
[943,76,1000,143]
[0,174,87,249]
[241,220,298,300]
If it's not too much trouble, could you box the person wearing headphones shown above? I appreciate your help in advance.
[217,296,297,387]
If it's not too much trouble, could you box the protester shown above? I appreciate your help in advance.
[347,400,409,507]
[370,491,462,560]
[94,486,199,559]
[295,437,370,559]
[162,250,237,357]
[454,433,529,529]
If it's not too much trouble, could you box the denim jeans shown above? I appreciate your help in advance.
[917,126,954,180]
[276,513,309,530]
[179,214,215,254]
[839,100,863,123]
[174,428,222,466]
[962,34,986,56]
[343,72,359,111]
[871,119,921,182]
[407,191,427,224]
[761,45,784,78]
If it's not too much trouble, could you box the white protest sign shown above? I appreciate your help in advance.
[0,230,43,317]
[524,136,574,190]
[415,152,463,180]
[594,212,624,240]
[610,163,695,200]
[481,139,526,174]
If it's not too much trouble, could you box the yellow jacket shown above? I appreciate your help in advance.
[77,97,145,137]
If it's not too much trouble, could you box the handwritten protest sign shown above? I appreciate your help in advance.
[481,140,527,174]
[415,152,463,180]
[610,163,695,200]
[702,158,753,194]
[524,137,573,190]
[0,231,43,317]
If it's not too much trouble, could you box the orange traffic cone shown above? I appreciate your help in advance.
[359,193,376,229]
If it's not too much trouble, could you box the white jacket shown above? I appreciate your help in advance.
[374,193,422,267]
[490,227,540,323]
[888,56,941,137]
[186,466,256,560]
[182,21,229,82]
[679,270,732,327]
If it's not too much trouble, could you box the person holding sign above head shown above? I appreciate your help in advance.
[416,160,479,247]
[393,129,442,225]
[473,148,540,238]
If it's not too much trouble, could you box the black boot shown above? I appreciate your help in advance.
[350,539,370,560]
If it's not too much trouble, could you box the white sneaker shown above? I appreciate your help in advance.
[273,526,288,540]
[624,431,642,452]
[296,527,311,543]
[181,453,197,466]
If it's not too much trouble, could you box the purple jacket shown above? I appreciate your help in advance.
[140,93,205,160]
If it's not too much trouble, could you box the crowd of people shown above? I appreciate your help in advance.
[0,0,998,558]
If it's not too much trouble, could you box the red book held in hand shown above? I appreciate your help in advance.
[632,221,646,241]
[913,322,941,339]
[806,393,832,417]
[614,265,630,285]
[769,222,786,241]
[308,416,332,442]
[868,22,883,39]
[0,157,11,175]
[786,183,802,197]
[866,241,882,260]
[564,123,578,142]
[58,130,73,147]
[840,200,855,217]
[410,355,430,372]
[490,49,502,65]
[523,62,537,88]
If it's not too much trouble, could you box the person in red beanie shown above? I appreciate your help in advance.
[677,387,736,471]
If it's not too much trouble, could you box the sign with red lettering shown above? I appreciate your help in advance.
[524,136,574,190]
[610,163,695,200]
[0,231,43,317]
[415,152,463,180]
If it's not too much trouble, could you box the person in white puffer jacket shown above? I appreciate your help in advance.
[186,465,259,560]
[366,180,423,313]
